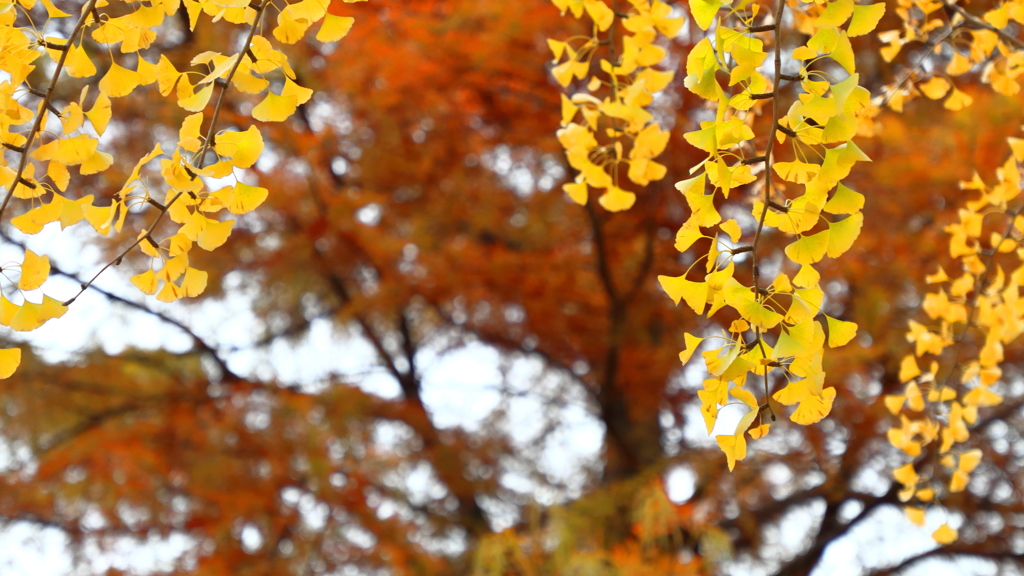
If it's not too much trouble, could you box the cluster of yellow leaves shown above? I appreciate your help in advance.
[655,0,882,471]
[877,0,1024,112]
[549,0,682,211]
[0,0,363,378]
[886,135,1024,544]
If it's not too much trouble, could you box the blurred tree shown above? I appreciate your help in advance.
[3,0,1024,575]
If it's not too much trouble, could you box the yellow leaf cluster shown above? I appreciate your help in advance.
[549,0,681,211]
[0,0,364,383]
[647,0,878,471]
[885,135,1024,545]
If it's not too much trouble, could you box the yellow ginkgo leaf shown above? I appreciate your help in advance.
[65,43,97,78]
[99,62,141,98]
[899,354,921,382]
[716,433,745,471]
[39,295,67,323]
[252,92,299,123]
[198,218,235,251]
[892,462,918,487]
[883,394,905,415]
[317,13,355,42]
[823,183,864,215]
[9,301,42,332]
[0,344,19,377]
[932,524,958,545]
[658,275,708,315]
[228,182,269,214]
[283,77,314,106]
[905,506,926,526]
[19,250,50,291]
[563,179,588,205]
[181,267,208,297]
[0,348,20,379]
[944,88,973,111]
[156,281,183,303]
[720,219,742,243]
[826,212,863,258]
[785,230,830,265]
[179,84,215,112]
[963,386,1002,407]
[584,0,614,31]
[215,125,264,168]
[86,92,112,135]
[816,0,853,28]
[918,77,951,100]
[825,315,857,347]
[723,278,783,330]
[598,187,636,212]
[689,0,722,30]
[131,269,159,295]
[847,3,886,37]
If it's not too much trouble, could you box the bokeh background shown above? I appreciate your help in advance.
[3,0,1024,574]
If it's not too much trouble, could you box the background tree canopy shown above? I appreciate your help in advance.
[3,0,1024,574]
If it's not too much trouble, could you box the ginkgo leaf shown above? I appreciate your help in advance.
[86,92,112,135]
[157,281,183,303]
[932,524,957,545]
[252,92,299,122]
[679,333,704,365]
[65,43,97,78]
[9,301,41,332]
[883,394,905,415]
[848,3,885,37]
[823,184,864,214]
[774,161,820,184]
[0,296,18,327]
[944,88,973,111]
[180,84,214,112]
[826,212,863,258]
[816,0,853,28]
[218,126,264,169]
[918,77,951,100]
[905,507,926,526]
[825,315,857,347]
[791,386,836,425]
[785,230,830,265]
[181,268,208,297]
[689,0,721,30]
[18,250,50,291]
[283,77,314,106]
[899,354,921,382]
[720,219,741,243]
[963,386,1002,407]
[584,0,614,31]
[131,270,159,295]
[716,434,745,471]
[228,182,269,214]
[723,278,783,330]
[0,348,20,379]
[893,463,918,487]
[658,276,708,315]
[99,63,141,98]
[598,187,636,212]
[793,264,820,288]
[198,219,235,251]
